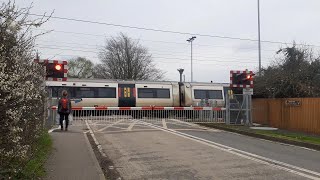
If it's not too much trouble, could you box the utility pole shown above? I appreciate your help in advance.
[187,36,196,82]
[257,0,262,75]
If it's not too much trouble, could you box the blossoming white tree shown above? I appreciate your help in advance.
[0,1,50,178]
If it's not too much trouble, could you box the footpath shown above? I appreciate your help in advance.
[44,125,105,180]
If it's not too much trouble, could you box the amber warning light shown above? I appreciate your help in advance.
[55,64,62,71]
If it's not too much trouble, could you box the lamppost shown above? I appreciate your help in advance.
[257,0,262,75]
[187,36,196,82]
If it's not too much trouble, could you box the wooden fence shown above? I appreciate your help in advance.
[252,98,320,135]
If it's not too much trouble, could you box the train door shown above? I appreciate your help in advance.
[118,84,136,107]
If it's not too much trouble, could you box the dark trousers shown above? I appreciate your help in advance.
[59,113,69,129]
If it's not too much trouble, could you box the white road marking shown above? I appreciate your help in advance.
[176,129,220,132]
[168,118,196,126]
[83,130,106,180]
[85,120,107,157]
[48,127,61,133]
[137,120,320,180]
[202,125,320,152]
[96,120,124,132]
[168,122,194,126]
[168,118,209,129]
[127,120,136,131]
[162,119,167,129]
[95,129,161,134]
[94,128,216,134]
[111,126,130,130]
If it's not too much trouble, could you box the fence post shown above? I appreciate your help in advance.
[226,93,230,124]
[249,94,253,126]
[244,94,253,126]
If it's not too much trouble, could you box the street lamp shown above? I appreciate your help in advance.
[257,0,262,75]
[187,36,196,82]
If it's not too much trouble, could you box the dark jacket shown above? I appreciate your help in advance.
[58,97,72,114]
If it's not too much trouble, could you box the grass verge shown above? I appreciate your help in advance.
[19,131,52,179]
[253,130,320,145]
[199,123,320,146]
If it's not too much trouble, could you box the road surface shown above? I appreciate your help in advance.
[81,118,320,180]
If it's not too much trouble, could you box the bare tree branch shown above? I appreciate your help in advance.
[0,1,51,178]
[255,43,320,98]
[94,33,165,80]
[67,57,94,78]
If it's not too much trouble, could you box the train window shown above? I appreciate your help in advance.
[96,87,116,98]
[194,89,223,99]
[138,88,170,98]
[194,90,207,99]
[138,88,154,98]
[156,89,170,98]
[75,87,95,98]
[49,87,59,97]
[50,87,74,98]
[208,90,223,99]
[49,86,116,98]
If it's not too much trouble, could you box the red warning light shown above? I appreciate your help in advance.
[55,64,62,71]
[246,75,251,79]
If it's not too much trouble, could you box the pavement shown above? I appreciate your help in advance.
[86,118,320,180]
[44,125,105,180]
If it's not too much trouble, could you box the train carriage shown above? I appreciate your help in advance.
[46,78,228,108]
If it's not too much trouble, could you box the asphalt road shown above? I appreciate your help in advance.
[179,129,320,173]
[85,118,320,180]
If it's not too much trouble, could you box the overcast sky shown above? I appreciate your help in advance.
[13,0,320,83]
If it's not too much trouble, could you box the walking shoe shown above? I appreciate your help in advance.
[61,127,63,131]
[65,128,68,131]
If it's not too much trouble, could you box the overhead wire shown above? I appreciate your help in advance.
[36,43,265,61]
[36,40,270,58]
[33,28,281,52]
[36,46,263,63]
[28,13,320,48]
[40,53,259,67]
[28,13,317,72]
[28,14,287,68]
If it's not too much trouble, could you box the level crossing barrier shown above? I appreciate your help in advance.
[49,106,226,126]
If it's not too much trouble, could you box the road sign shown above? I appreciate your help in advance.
[243,88,253,95]
[285,100,301,107]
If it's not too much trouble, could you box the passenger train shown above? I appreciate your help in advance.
[45,78,230,108]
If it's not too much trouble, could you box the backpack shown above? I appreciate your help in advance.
[61,98,69,111]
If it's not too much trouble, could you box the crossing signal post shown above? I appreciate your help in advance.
[34,59,68,81]
[227,70,255,126]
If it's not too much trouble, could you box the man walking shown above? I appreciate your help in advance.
[58,90,72,131]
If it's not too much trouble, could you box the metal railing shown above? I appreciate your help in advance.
[48,106,226,126]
